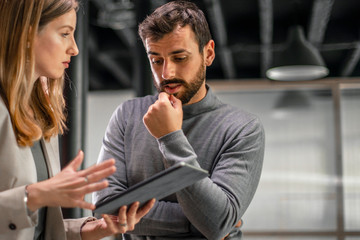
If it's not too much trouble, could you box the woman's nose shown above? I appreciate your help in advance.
[68,37,79,56]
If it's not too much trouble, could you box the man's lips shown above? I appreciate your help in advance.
[163,83,181,94]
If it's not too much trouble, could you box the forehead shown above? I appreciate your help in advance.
[39,9,77,33]
[145,25,199,55]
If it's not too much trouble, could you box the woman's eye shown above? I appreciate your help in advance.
[62,33,70,38]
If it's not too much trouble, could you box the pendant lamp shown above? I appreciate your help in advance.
[266,25,329,81]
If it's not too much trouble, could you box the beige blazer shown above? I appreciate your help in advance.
[0,98,89,239]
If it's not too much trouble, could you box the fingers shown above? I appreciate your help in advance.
[158,92,171,102]
[101,200,156,235]
[76,179,110,197]
[126,199,155,231]
[169,94,182,109]
[80,165,116,185]
[101,206,129,234]
[79,158,116,178]
[118,205,129,228]
[137,198,155,217]
[75,158,116,189]
[102,214,119,234]
[56,161,116,190]
[65,150,84,171]
[72,199,96,210]
[126,202,139,230]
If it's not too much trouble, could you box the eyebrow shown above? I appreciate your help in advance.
[58,25,75,31]
[147,49,191,56]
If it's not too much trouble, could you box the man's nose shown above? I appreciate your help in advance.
[162,61,175,80]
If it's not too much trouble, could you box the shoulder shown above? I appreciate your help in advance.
[214,102,265,138]
[106,95,157,129]
[122,94,157,108]
[219,102,261,125]
[113,94,157,117]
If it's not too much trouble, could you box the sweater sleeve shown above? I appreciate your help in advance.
[92,104,130,214]
[93,102,193,236]
[156,117,265,240]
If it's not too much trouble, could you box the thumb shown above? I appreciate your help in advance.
[170,94,182,109]
[65,150,84,171]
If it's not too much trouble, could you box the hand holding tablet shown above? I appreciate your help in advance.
[94,162,208,215]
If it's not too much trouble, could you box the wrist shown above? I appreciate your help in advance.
[80,219,104,240]
[24,186,34,215]
[25,184,42,212]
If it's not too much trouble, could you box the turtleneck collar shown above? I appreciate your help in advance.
[182,84,222,119]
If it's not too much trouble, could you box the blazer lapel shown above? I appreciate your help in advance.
[40,136,60,177]
[41,137,67,240]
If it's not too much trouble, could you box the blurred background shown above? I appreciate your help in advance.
[61,0,360,239]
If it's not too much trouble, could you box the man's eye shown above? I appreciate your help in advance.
[151,59,163,64]
[174,56,186,62]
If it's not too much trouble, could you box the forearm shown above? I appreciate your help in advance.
[129,200,190,235]
[157,128,264,239]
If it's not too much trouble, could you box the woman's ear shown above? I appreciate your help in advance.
[204,40,215,66]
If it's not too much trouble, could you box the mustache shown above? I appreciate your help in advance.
[160,79,186,87]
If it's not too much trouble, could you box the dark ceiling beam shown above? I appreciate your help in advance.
[88,31,132,87]
[204,0,236,79]
[340,42,360,77]
[91,0,136,48]
[258,0,273,78]
[308,0,334,46]
[90,0,112,9]
[150,0,167,10]
[114,28,136,49]
[308,0,360,77]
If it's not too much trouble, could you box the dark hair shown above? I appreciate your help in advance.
[138,0,212,53]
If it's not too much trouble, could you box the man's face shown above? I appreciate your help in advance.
[145,25,214,105]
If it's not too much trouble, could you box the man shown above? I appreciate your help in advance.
[93,1,265,239]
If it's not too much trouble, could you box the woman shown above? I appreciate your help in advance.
[0,0,154,239]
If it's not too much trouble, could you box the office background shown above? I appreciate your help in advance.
[61,0,360,239]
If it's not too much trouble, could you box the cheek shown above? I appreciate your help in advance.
[35,40,56,63]
[35,46,56,71]
[152,75,162,87]
[150,66,162,81]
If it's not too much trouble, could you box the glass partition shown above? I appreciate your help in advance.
[215,89,337,231]
[208,79,360,239]
[341,86,360,232]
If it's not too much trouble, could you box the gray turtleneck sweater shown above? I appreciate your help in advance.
[93,86,265,240]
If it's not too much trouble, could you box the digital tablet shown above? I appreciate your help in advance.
[93,162,209,215]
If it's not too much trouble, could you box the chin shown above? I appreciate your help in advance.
[49,73,65,79]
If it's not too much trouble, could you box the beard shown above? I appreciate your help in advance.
[153,60,206,104]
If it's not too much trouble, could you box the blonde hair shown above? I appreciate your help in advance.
[0,0,78,146]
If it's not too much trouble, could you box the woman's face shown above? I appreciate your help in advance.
[33,9,78,80]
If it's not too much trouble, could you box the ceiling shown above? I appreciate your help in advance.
[87,0,360,91]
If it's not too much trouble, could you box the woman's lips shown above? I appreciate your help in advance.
[63,62,70,68]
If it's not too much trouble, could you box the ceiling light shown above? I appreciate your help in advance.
[266,25,329,81]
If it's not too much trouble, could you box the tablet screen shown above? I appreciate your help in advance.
[93,162,208,215]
